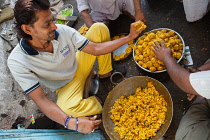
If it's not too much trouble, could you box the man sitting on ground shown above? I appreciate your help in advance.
[8,0,144,134]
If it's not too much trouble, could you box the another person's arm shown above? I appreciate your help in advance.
[82,21,143,55]
[80,9,94,28]
[197,62,210,71]
[76,0,94,28]
[133,0,146,23]
[152,41,200,96]
[28,87,101,134]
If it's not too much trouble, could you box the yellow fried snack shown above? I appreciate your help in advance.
[120,53,126,59]
[78,25,89,36]
[125,47,132,54]
[113,54,116,59]
[134,29,183,72]
[112,34,134,61]
[128,40,134,45]
[115,55,121,61]
[112,35,120,40]
[134,20,147,31]
[110,81,167,140]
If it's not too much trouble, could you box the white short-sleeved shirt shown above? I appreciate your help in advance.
[7,24,89,94]
[190,70,210,99]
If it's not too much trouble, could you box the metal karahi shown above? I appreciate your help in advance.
[102,76,173,140]
[133,28,185,73]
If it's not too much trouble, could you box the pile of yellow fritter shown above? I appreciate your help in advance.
[134,20,147,31]
[110,82,167,140]
[112,34,134,61]
[78,25,89,36]
[134,29,183,72]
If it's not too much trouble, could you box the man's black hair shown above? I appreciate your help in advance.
[14,0,50,40]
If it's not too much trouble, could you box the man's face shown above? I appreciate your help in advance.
[28,10,57,41]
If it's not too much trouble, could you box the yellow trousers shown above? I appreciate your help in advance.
[56,23,112,117]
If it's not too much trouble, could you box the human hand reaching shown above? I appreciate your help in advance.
[152,40,173,63]
[128,21,145,40]
[68,115,101,134]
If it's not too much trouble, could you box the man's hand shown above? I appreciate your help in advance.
[152,40,172,63]
[128,21,145,40]
[69,115,102,134]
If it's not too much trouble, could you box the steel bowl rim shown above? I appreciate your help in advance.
[102,76,173,140]
[133,28,185,73]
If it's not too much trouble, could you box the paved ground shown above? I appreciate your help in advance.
[3,0,209,140]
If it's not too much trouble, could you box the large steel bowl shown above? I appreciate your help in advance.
[102,76,173,140]
[133,28,185,73]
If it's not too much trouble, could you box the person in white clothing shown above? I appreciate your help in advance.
[153,40,210,140]
[76,0,146,28]
[8,0,144,134]
[183,0,210,22]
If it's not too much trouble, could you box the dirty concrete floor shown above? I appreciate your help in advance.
[28,0,210,140]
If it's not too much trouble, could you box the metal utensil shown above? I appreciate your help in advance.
[102,76,173,140]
